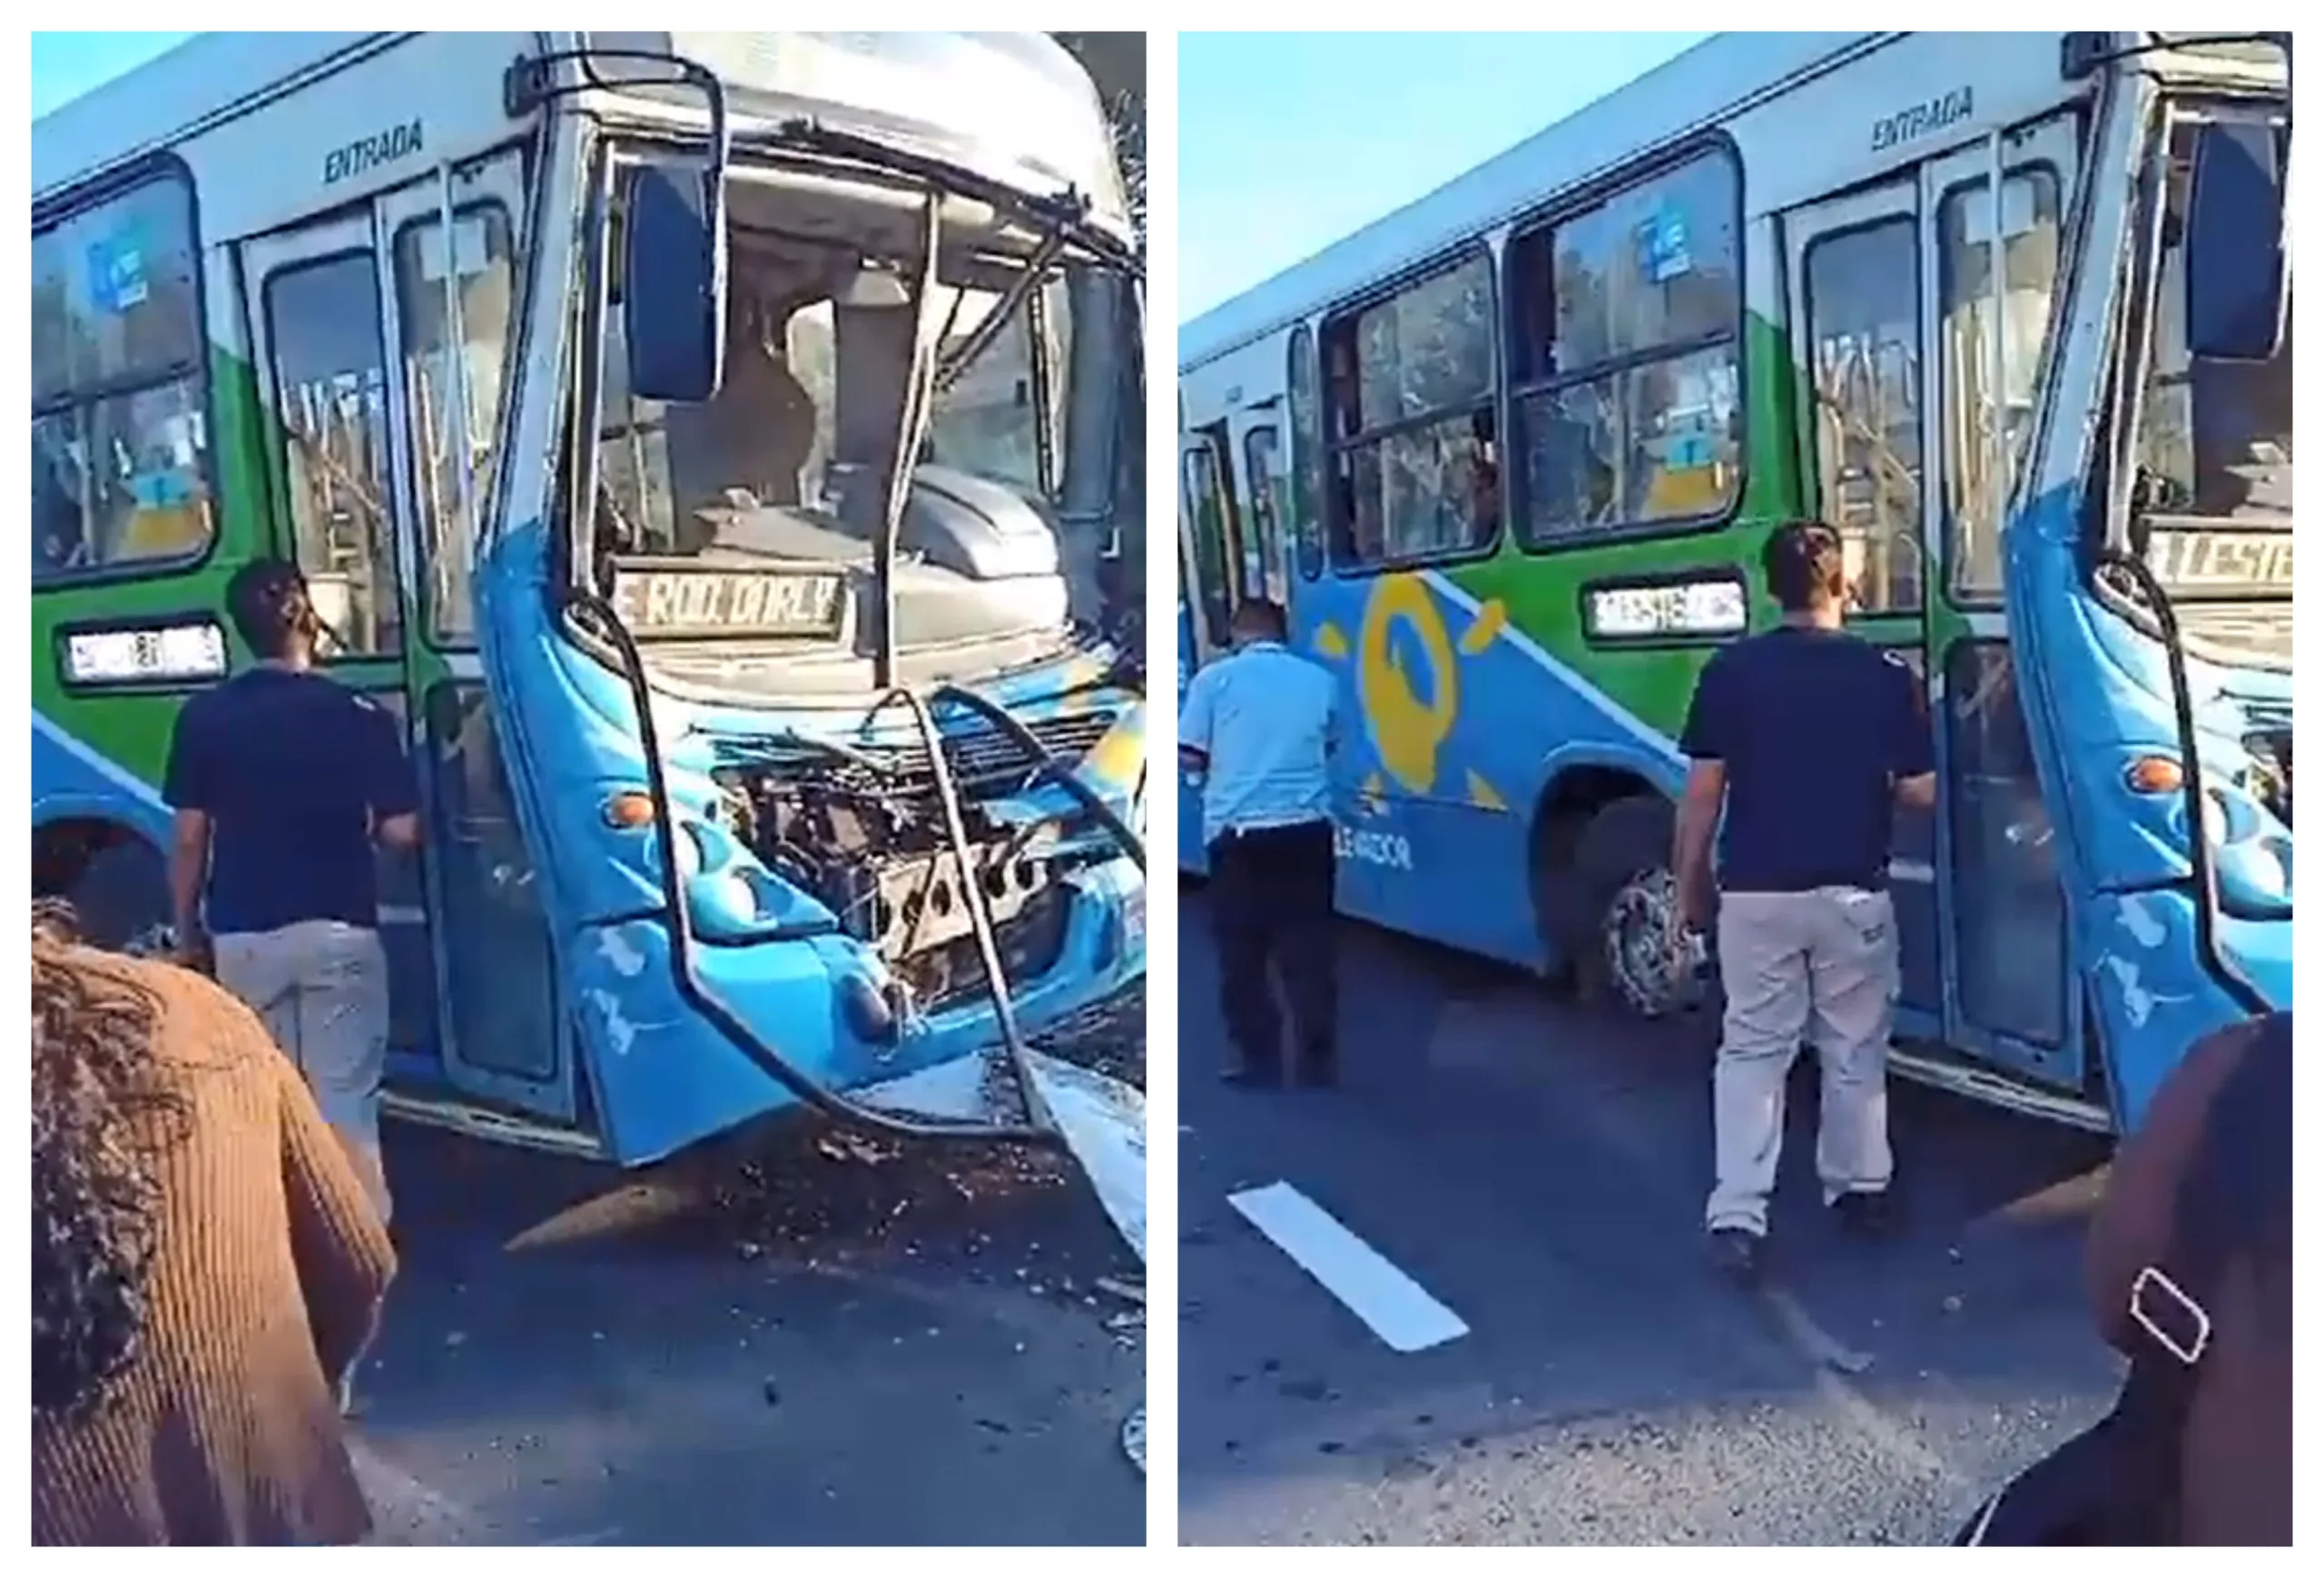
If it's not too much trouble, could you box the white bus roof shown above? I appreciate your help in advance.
[34,32,394,201]
[1178,30,1879,369]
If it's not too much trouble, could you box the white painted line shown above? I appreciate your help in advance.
[541,1526,626,1545]
[348,1439,487,1539]
[1227,1181,1470,1354]
[1759,1286,1873,1376]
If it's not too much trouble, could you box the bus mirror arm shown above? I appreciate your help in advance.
[564,584,1062,1149]
[508,47,734,404]
[2091,549,2270,1017]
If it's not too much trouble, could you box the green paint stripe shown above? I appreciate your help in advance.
[31,349,274,787]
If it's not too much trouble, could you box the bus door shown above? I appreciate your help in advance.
[243,157,579,1125]
[1179,426,1242,873]
[1787,121,2083,1090]
[1915,125,2083,1088]
[1788,178,1947,1039]
[1225,402,1291,608]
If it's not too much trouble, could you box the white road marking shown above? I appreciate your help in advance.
[1758,1285,1873,1376]
[540,1526,626,1545]
[1227,1181,1470,1354]
[348,1440,487,1538]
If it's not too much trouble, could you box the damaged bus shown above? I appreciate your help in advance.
[1178,31,2287,1134]
[34,30,1148,1168]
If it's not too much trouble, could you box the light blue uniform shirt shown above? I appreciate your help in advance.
[1177,639,1338,844]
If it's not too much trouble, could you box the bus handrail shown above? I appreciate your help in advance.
[2092,548,2270,1016]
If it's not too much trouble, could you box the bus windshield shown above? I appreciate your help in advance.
[2135,116,2292,594]
[592,157,1128,657]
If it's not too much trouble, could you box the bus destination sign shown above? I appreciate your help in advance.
[2144,528,2292,594]
[608,563,849,640]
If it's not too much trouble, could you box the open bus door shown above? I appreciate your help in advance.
[1178,422,1242,875]
[1179,401,1295,877]
[241,157,584,1143]
[1786,120,2097,1124]
[1225,402,1290,608]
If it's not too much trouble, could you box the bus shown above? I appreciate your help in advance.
[1177,31,2288,1135]
[34,30,1149,1169]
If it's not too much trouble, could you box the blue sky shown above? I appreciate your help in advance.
[1178,31,1707,324]
[33,32,192,118]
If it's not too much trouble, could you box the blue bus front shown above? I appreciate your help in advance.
[453,39,1147,1166]
[2008,42,2289,1131]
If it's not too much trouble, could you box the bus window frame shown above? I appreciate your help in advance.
[1503,137,1748,557]
[31,155,223,591]
[1797,208,1928,620]
[1285,320,1325,581]
[1316,239,1503,579]
[1933,157,2070,611]
[389,198,520,650]
[1240,419,1287,604]
[259,244,404,664]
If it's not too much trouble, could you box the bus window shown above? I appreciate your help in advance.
[264,254,400,656]
[31,172,212,582]
[1802,216,1925,616]
[1321,248,1497,567]
[1509,148,1743,546]
[394,205,517,645]
[1242,423,1287,603]
[1939,170,2062,601]
[1286,323,1324,578]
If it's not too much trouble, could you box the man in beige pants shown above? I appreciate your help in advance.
[164,559,419,1228]
[1672,522,1936,1283]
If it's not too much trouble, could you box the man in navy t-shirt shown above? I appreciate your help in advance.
[163,558,420,1226]
[1672,521,1936,1283]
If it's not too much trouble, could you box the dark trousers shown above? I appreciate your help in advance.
[1207,819,1337,1074]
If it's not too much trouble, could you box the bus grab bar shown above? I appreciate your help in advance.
[2093,549,2269,1017]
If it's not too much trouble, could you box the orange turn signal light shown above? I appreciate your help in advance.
[602,791,656,829]
[2124,756,2185,795]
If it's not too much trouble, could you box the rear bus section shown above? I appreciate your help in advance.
[1175,30,2287,1136]
[32,30,1147,1169]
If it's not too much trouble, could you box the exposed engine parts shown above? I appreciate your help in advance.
[714,757,1082,1010]
[2245,729,2291,828]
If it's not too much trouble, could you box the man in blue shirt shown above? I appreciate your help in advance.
[1178,599,1341,1088]
[164,558,421,1224]
[1673,522,1936,1282]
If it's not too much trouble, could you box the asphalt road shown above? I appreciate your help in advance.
[347,1011,1147,1546]
[1177,884,2123,1547]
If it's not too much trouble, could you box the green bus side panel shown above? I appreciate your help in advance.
[1446,311,1807,743]
[32,349,274,792]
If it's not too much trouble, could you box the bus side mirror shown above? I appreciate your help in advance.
[622,163,728,403]
[2184,123,2287,363]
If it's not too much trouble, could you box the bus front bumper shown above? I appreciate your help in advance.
[569,853,1145,1166]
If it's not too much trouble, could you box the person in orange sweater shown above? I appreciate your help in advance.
[32,904,399,1545]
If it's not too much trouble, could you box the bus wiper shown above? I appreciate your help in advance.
[764,115,1118,265]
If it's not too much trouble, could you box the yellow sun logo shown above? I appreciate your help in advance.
[1312,574,1508,815]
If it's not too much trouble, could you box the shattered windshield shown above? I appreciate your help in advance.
[595,168,1105,564]
[2134,117,2292,598]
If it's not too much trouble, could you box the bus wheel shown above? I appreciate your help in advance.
[1574,796,1705,1021]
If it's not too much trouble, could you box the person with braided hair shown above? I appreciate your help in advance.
[32,905,396,1545]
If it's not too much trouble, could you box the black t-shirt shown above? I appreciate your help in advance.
[162,667,420,934]
[1679,626,1934,893]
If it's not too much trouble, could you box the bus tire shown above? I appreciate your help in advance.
[1572,794,1706,1021]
